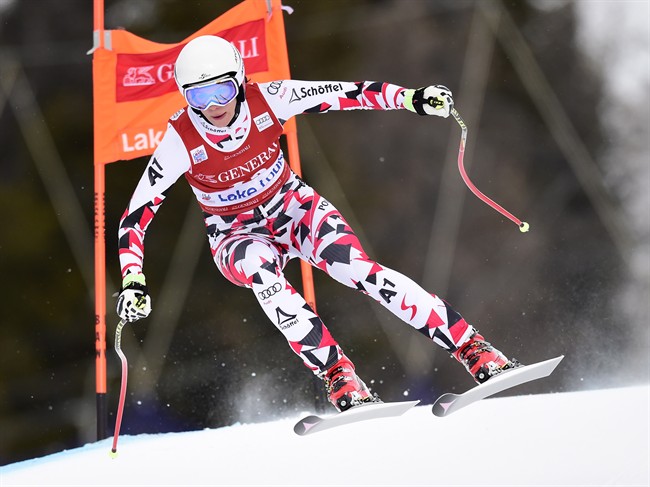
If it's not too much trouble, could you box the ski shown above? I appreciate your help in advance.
[294,400,420,436]
[432,355,564,417]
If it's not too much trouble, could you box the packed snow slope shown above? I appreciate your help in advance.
[1,385,648,486]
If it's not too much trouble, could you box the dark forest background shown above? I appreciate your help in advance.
[1,0,648,465]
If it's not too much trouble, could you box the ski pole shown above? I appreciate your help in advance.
[451,108,529,233]
[109,319,128,458]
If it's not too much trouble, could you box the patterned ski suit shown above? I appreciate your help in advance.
[118,79,473,374]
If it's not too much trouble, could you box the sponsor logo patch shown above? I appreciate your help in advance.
[190,145,208,164]
[258,282,282,300]
[289,83,344,103]
[254,112,273,132]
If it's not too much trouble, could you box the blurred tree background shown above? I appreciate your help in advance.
[0,0,648,465]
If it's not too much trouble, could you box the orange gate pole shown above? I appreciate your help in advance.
[92,0,108,441]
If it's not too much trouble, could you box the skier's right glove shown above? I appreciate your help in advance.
[116,274,151,323]
[403,85,454,118]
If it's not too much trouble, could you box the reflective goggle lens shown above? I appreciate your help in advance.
[184,79,238,110]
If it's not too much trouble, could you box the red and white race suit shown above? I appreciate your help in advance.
[119,79,472,373]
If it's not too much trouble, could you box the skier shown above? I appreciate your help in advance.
[116,35,519,412]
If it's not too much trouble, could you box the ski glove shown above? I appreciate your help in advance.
[403,85,454,118]
[116,274,151,322]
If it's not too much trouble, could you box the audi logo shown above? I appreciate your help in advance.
[266,80,284,95]
[258,282,282,300]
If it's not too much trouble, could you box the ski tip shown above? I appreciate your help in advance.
[432,395,455,418]
[400,399,421,411]
[293,415,321,436]
[545,355,565,370]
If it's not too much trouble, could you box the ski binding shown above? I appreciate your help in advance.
[294,400,420,436]
[432,355,564,417]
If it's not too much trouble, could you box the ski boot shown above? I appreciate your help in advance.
[453,330,521,384]
[323,355,379,412]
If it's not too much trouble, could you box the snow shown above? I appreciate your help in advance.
[1,385,648,486]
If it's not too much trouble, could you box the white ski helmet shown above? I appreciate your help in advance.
[174,35,245,92]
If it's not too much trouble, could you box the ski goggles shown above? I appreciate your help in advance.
[183,78,239,110]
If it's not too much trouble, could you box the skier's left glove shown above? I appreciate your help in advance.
[403,85,454,118]
[116,274,151,323]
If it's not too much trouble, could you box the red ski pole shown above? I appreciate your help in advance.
[109,319,128,458]
[451,108,529,233]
